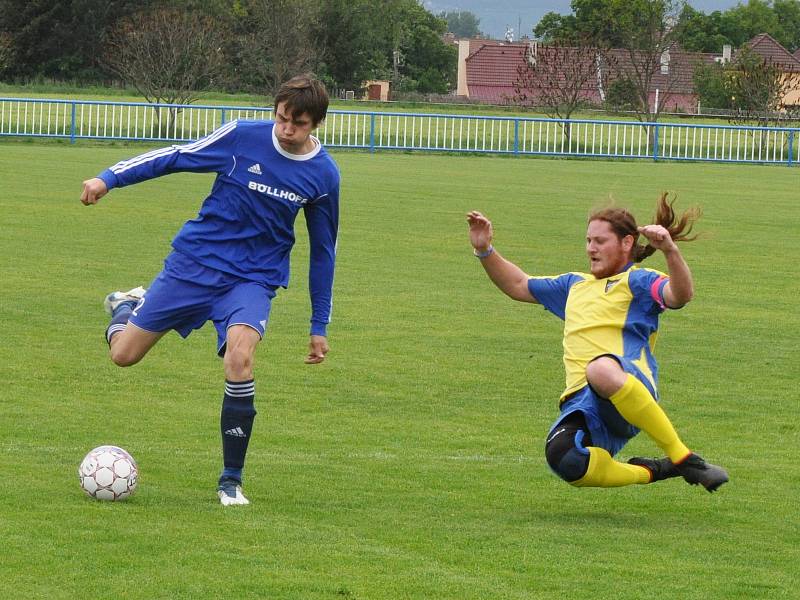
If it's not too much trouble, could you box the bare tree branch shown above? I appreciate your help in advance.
[103,8,226,109]
[512,39,610,142]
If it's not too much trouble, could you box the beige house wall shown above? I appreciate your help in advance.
[456,40,471,97]
[781,73,800,106]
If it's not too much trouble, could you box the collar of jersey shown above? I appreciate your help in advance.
[271,125,322,161]
[609,262,636,277]
[594,262,636,281]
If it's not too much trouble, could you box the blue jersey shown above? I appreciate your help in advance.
[97,120,340,336]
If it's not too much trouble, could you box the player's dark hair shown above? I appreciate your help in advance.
[274,74,329,127]
[589,193,701,263]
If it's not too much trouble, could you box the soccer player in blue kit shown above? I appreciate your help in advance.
[467,195,728,493]
[80,75,340,506]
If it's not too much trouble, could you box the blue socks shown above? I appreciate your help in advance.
[105,302,135,344]
[220,380,256,483]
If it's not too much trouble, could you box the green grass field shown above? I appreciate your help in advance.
[0,141,797,599]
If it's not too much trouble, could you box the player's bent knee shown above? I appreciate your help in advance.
[223,347,254,379]
[545,424,592,483]
[108,326,163,367]
[546,444,590,483]
[585,355,626,397]
[585,355,618,380]
[109,346,143,367]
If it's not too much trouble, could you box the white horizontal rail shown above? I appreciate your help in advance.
[1,98,798,166]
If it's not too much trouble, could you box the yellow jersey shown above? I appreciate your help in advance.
[528,264,670,400]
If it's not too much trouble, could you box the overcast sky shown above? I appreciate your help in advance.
[423,0,744,40]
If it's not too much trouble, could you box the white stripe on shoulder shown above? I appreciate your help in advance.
[178,119,238,154]
[111,146,181,174]
[110,120,239,174]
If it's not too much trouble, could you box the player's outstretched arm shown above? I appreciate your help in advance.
[80,178,109,206]
[467,211,537,303]
[305,335,329,364]
[638,224,694,307]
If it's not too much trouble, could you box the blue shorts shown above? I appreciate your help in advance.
[129,251,277,356]
[547,355,659,457]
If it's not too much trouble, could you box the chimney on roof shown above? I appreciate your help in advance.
[526,41,538,67]
[660,49,670,74]
[722,44,732,63]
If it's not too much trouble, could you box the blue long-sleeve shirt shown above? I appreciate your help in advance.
[98,119,340,336]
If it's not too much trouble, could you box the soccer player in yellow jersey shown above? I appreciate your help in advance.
[467,194,728,492]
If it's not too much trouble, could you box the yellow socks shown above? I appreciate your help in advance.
[572,447,650,487]
[609,375,691,464]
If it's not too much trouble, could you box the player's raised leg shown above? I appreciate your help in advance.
[217,324,261,506]
[104,287,166,366]
[586,356,728,492]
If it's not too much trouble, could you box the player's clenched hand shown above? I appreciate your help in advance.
[305,335,329,364]
[466,210,493,252]
[80,178,108,206]
[637,224,676,252]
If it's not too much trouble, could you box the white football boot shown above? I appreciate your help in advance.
[104,286,146,315]
[217,478,250,506]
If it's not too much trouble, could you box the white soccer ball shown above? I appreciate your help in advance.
[78,445,138,501]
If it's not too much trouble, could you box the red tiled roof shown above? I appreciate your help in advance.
[739,33,800,71]
[466,39,526,58]
[465,43,527,87]
[464,35,800,105]
[465,42,709,101]
[467,85,518,104]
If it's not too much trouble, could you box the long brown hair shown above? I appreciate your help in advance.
[589,193,701,263]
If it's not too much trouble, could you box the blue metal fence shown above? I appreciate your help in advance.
[1,97,798,166]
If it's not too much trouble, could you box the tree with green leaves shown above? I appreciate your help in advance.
[675,5,731,53]
[439,10,482,38]
[675,0,800,54]
[0,31,13,77]
[315,0,454,95]
[724,0,780,46]
[692,61,733,110]
[233,0,320,95]
[533,12,579,43]
[1,0,457,96]
[315,0,390,92]
[693,45,800,128]
[580,0,685,122]
[0,0,160,81]
[772,0,800,52]
[728,46,800,127]
[395,2,456,93]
